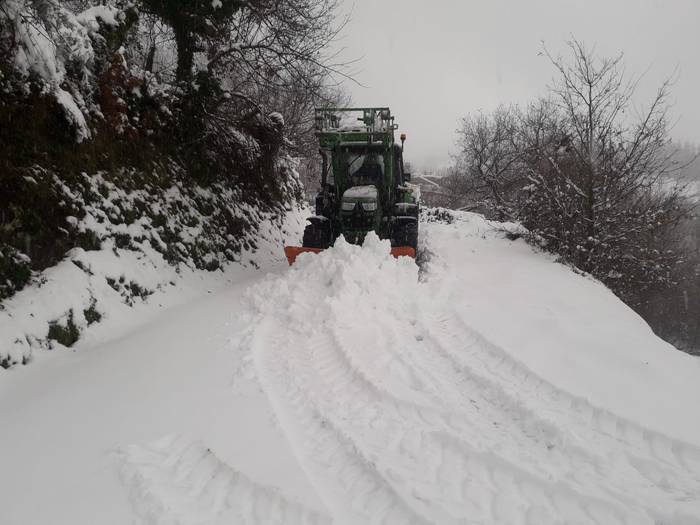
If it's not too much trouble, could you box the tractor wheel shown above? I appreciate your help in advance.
[391,219,418,251]
[302,220,332,249]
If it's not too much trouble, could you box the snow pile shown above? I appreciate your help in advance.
[341,185,378,200]
[248,233,419,337]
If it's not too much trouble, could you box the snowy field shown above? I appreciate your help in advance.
[1,211,700,524]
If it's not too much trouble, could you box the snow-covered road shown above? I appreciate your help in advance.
[2,211,700,524]
[0,269,323,524]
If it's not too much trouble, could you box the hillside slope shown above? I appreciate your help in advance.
[1,211,699,524]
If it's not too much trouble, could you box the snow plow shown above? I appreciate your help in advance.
[284,245,416,265]
[285,107,420,265]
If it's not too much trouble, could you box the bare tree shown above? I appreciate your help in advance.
[533,40,690,291]
[454,39,695,343]
[456,105,523,219]
[207,0,352,92]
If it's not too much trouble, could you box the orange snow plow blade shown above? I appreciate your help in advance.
[390,246,416,259]
[284,246,323,265]
[284,246,416,265]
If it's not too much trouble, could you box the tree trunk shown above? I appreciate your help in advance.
[173,23,194,82]
[145,44,157,73]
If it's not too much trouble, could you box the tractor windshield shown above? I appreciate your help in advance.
[345,151,385,186]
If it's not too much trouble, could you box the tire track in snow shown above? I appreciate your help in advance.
[445,305,700,471]
[251,321,429,524]
[333,309,616,502]
[332,292,700,521]
[335,299,687,523]
[421,306,700,515]
[252,312,656,523]
[119,434,330,525]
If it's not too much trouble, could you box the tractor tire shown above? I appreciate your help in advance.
[391,218,418,251]
[302,220,332,249]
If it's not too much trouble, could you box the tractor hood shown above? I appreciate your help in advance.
[341,185,378,212]
[343,185,378,200]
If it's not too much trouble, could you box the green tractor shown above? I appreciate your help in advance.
[285,107,420,264]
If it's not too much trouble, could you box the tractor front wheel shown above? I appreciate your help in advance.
[391,218,418,251]
[302,219,333,249]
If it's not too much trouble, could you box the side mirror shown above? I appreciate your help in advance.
[404,172,411,182]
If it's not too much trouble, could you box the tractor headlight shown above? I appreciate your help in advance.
[341,201,356,211]
[361,201,377,212]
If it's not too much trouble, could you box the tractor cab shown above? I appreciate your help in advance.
[348,151,384,185]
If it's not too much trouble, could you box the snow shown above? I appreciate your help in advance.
[3,0,105,142]
[423,214,700,444]
[55,87,92,142]
[77,6,122,30]
[342,184,378,200]
[0,196,308,368]
[121,435,328,524]
[9,1,62,82]
[1,210,700,524]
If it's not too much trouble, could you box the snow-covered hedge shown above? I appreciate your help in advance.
[0,164,305,368]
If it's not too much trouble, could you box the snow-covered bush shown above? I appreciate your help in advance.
[421,207,456,225]
[452,39,697,353]
[0,0,135,140]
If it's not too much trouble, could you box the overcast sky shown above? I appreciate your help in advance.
[335,0,700,171]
